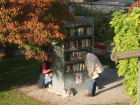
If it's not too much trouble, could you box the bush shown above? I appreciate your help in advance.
[74,5,115,44]
[110,8,140,104]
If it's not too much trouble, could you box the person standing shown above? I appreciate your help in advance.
[38,54,53,89]
[79,51,104,97]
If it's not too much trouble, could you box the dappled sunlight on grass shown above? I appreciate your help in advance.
[0,56,46,104]
[0,56,42,92]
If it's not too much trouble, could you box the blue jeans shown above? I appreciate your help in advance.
[88,77,96,94]
[44,74,52,85]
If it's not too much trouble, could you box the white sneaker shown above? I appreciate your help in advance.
[48,84,52,88]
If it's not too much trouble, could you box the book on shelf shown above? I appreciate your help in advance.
[65,51,86,61]
[66,39,92,49]
[70,52,73,61]
[73,64,76,72]
[67,26,92,36]
[78,51,81,60]
[81,39,92,47]
[78,40,82,48]
[76,63,79,71]
[78,28,81,36]
[69,29,74,36]
[89,39,91,46]
[66,65,71,73]
[86,39,88,47]
[83,63,86,71]
[79,63,83,71]
[76,52,78,60]
[70,40,75,49]
[85,39,88,47]
[87,27,92,35]
[75,40,78,48]
[65,41,70,49]
[78,27,84,36]
[84,39,86,47]
[81,40,83,47]
[72,52,75,60]
[75,28,78,36]
[66,62,86,73]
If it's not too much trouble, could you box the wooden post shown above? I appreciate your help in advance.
[138,57,140,105]
[111,49,140,61]
[111,50,140,105]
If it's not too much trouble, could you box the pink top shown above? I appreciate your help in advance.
[42,62,51,74]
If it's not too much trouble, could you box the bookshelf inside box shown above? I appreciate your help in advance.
[51,17,94,92]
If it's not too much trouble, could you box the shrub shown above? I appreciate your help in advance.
[110,8,140,104]
[74,5,115,44]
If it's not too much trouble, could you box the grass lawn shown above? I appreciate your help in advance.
[0,55,128,105]
[89,103,129,105]
[0,56,46,105]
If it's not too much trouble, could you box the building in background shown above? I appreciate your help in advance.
[69,0,136,5]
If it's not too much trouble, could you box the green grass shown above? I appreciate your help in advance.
[0,56,46,105]
[0,55,127,105]
[89,102,129,105]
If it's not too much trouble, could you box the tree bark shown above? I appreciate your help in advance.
[111,49,140,61]
[137,57,140,105]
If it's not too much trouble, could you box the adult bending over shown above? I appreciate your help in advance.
[79,51,104,97]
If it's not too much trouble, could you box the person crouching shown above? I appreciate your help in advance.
[38,54,53,89]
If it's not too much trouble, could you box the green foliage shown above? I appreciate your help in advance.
[110,8,140,104]
[74,5,115,44]
[4,43,19,57]
[89,102,129,105]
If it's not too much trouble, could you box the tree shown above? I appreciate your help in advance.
[128,0,140,13]
[0,0,75,60]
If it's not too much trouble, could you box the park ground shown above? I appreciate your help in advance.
[0,56,131,105]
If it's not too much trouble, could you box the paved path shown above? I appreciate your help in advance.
[18,66,131,105]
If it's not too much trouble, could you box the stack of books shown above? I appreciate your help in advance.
[67,26,92,36]
[64,39,91,49]
[66,63,87,73]
[64,51,86,61]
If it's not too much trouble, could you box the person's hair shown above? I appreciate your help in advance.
[47,53,52,59]
[79,51,86,60]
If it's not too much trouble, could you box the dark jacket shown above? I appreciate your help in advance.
[38,60,52,88]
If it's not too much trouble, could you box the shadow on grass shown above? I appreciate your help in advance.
[89,102,129,105]
[0,55,42,92]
